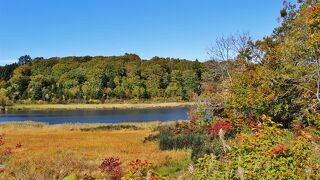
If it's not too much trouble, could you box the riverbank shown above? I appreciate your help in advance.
[7,102,195,111]
[0,121,191,179]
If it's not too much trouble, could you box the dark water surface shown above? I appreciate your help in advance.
[0,107,189,124]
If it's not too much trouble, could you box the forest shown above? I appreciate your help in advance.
[0,54,204,103]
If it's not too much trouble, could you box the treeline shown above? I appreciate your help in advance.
[0,54,207,102]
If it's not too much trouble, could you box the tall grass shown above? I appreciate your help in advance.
[0,121,190,179]
[8,102,194,111]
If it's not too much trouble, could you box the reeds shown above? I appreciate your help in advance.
[0,122,189,179]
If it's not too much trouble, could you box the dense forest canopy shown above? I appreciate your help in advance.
[0,54,207,102]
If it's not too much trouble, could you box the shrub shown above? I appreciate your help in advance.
[194,119,320,179]
[122,159,161,180]
[157,119,233,161]
[15,143,22,149]
[0,134,5,146]
[159,129,205,151]
[2,148,12,156]
[80,125,140,131]
[206,121,233,135]
[191,137,224,162]
[63,175,76,180]
[99,157,122,179]
[143,133,160,143]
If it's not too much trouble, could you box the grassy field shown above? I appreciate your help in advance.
[8,102,194,111]
[0,121,191,179]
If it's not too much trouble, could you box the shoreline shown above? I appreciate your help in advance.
[7,102,195,111]
[0,120,179,128]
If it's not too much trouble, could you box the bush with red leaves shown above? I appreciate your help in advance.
[15,143,22,149]
[270,144,289,156]
[0,134,5,146]
[99,157,122,179]
[206,121,233,135]
[2,147,12,156]
[0,165,5,173]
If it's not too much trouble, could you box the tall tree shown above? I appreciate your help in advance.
[18,55,32,66]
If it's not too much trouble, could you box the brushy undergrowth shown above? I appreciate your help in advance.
[194,117,320,179]
[80,124,141,131]
[0,121,47,128]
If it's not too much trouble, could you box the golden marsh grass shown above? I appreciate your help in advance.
[9,102,194,111]
[0,122,190,179]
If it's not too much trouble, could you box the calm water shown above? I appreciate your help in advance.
[0,107,189,124]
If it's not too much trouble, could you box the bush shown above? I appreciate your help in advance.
[80,125,141,131]
[194,118,320,179]
[99,157,122,179]
[122,159,161,180]
[157,120,233,161]
[159,130,205,151]
[143,133,160,143]
[191,137,224,162]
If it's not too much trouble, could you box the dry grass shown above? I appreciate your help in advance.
[9,102,194,111]
[0,122,190,179]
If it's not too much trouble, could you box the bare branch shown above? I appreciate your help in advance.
[207,33,252,82]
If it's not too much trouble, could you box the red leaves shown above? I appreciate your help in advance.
[0,140,4,146]
[206,122,233,135]
[270,144,289,156]
[0,134,5,146]
[99,157,122,179]
[16,143,22,149]
[2,148,12,156]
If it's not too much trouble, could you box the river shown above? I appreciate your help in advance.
[0,107,189,124]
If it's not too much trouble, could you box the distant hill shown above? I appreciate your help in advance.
[0,54,207,102]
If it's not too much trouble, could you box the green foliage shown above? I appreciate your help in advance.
[17,55,32,66]
[194,117,320,179]
[1,54,203,102]
[62,175,75,180]
[159,129,204,152]
[0,88,9,109]
[80,124,141,131]
[157,119,227,162]
[200,0,320,128]
[155,158,192,178]
[194,154,228,180]
[0,63,18,81]
[6,65,31,100]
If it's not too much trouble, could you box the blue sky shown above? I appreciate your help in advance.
[0,0,282,65]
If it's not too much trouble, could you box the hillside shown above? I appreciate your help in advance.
[0,55,206,103]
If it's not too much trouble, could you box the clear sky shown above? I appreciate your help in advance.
[0,0,283,65]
